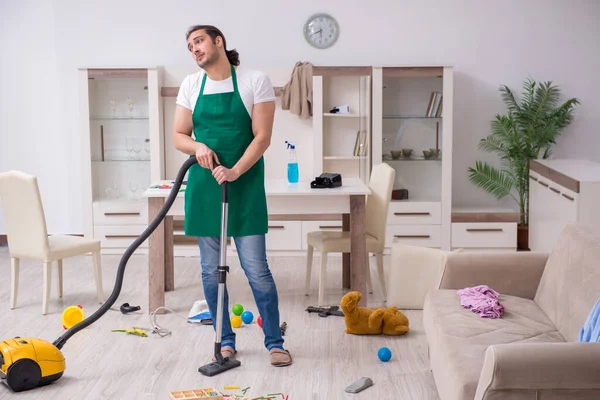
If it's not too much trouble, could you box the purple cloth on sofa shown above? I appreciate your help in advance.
[457,285,504,318]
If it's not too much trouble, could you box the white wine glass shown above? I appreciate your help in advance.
[133,138,142,160]
[109,99,117,117]
[144,139,151,160]
[126,97,135,117]
[125,137,134,160]
[129,182,139,200]
[111,179,119,200]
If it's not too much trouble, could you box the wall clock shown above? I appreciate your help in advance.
[303,13,339,49]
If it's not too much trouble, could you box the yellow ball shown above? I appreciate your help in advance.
[231,315,243,328]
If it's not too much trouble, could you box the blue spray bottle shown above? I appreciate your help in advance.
[285,141,299,183]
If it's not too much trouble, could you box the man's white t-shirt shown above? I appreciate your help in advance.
[176,67,276,118]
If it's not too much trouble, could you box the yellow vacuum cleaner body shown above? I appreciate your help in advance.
[0,337,65,392]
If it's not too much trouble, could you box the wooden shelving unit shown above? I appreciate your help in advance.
[312,66,372,185]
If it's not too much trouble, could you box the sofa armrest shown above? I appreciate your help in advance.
[475,343,600,400]
[438,252,548,299]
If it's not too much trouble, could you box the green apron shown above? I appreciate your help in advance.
[184,64,268,237]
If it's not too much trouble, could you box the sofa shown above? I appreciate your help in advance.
[423,223,600,400]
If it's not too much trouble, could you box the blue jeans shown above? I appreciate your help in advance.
[197,234,284,351]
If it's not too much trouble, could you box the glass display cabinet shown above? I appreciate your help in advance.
[79,67,164,254]
[372,66,454,250]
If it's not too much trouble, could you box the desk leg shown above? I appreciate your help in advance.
[164,216,174,291]
[148,197,166,313]
[350,195,367,306]
[342,213,350,289]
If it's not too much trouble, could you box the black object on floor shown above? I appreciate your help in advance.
[306,305,344,317]
[198,181,241,377]
[119,303,141,314]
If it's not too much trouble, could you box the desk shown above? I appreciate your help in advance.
[142,178,371,311]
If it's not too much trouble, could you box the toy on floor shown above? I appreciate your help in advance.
[231,316,243,328]
[369,306,409,336]
[378,347,392,362]
[169,388,223,399]
[340,292,385,335]
[340,291,410,335]
[255,316,288,336]
[62,305,84,330]
[119,302,141,314]
[232,304,244,316]
[280,322,287,336]
[306,305,344,317]
[241,310,254,324]
[111,328,148,337]
[170,386,290,400]
[188,300,212,325]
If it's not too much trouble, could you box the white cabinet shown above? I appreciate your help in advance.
[529,159,600,253]
[450,208,518,252]
[265,220,302,251]
[79,67,164,255]
[371,66,454,250]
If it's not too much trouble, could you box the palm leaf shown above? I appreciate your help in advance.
[534,81,561,115]
[514,78,537,128]
[499,85,521,114]
[468,161,517,202]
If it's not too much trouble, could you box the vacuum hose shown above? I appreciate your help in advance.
[53,157,199,350]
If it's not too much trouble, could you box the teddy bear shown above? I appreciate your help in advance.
[340,291,410,336]
[339,291,385,335]
[369,306,410,336]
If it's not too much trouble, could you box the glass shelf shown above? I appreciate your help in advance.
[92,159,150,163]
[383,115,442,120]
[90,116,149,120]
[384,157,442,162]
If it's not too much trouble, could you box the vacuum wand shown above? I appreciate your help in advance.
[52,156,198,350]
[214,180,228,364]
[198,179,242,376]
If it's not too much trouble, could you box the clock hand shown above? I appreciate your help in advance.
[311,28,322,36]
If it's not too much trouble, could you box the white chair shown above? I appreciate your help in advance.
[0,171,103,314]
[305,163,395,305]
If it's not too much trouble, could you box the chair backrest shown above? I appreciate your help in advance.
[0,171,50,259]
[365,163,395,251]
[534,223,600,342]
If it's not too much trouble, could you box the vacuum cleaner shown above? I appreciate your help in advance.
[0,157,239,392]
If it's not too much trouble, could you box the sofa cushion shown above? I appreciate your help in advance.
[534,223,600,342]
[424,289,564,400]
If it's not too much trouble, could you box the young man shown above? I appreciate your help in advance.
[173,25,292,367]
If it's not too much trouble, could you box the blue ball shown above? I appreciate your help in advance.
[241,310,254,324]
[378,347,392,362]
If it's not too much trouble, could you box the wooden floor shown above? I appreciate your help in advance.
[0,246,439,399]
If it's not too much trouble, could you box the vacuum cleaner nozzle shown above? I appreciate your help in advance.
[198,357,241,377]
[198,342,241,376]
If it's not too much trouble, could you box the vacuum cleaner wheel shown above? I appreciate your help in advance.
[6,359,41,392]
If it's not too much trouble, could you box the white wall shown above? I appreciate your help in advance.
[1,0,599,234]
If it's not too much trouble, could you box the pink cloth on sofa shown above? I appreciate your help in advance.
[457,285,504,318]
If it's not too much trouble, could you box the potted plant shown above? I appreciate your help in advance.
[468,78,580,250]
